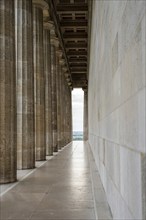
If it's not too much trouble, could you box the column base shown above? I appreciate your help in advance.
[35,159,46,161]
[53,147,58,152]
[46,153,53,156]
[0,177,17,184]
[17,166,35,170]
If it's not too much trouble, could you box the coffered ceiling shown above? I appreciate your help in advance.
[48,0,89,88]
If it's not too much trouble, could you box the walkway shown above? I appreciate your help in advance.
[0,141,112,220]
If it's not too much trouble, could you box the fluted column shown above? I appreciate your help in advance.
[60,63,64,147]
[64,71,71,144]
[50,35,59,152]
[65,85,68,144]
[60,61,72,146]
[51,42,57,152]
[62,70,66,146]
[59,60,64,148]
[56,50,62,149]
[33,0,48,160]
[15,0,35,169]
[83,88,88,141]
[68,88,73,142]
[0,0,17,183]
[64,78,72,144]
[66,85,71,143]
[43,22,53,156]
[62,67,67,145]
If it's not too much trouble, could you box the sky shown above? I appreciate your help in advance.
[72,89,84,132]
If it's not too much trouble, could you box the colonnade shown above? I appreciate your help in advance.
[0,0,72,184]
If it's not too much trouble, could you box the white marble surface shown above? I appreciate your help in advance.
[88,0,146,219]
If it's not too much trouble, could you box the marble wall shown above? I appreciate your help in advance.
[88,1,146,219]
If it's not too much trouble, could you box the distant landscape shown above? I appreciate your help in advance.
[73,131,83,140]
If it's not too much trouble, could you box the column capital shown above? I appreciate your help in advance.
[66,77,71,83]
[64,72,70,78]
[65,74,72,87]
[67,81,73,91]
[43,10,50,20]
[56,49,63,58]
[82,86,88,92]
[33,0,49,10]
[43,21,54,30]
[44,20,55,30]
[70,85,73,91]
[62,66,68,73]
[50,37,60,47]
[59,58,65,65]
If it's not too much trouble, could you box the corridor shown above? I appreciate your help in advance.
[0,0,145,219]
[0,141,112,220]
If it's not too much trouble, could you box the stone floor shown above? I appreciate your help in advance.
[0,141,112,220]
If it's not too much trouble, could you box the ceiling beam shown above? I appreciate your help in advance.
[65,43,87,49]
[72,75,87,80]
[73,81,88,88]
[71,69,87,73]
[56,4,88,12]
[70,63,87,67]
[69,59,87,63]
[60,20,87,27]
[63,32,87,40]
[67,51,87,56]
[72,72,86,76]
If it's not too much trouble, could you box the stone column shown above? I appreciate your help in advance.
[65,85,69,143]
[0,0,17,183]
[50,35,59,152]
[68,88,73,142]
[59,60,64,148]
[56,50,62,149]
[83,88,88,141]
[63,71,72,145]
[66,86,72,143]
[62,67,67,145]
[65,79,69,145]
[62,68,66,146]
[15,0,35,169]
[43,22,53,156]
[33,0,48,160]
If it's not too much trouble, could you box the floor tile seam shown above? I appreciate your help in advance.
[28,193,49,220]
[28,219,97,220]
[28,208,97,220]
